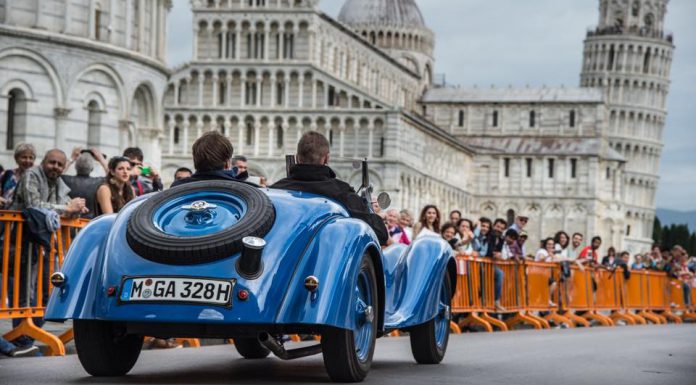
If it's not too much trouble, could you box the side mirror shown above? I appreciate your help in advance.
[377,192,391,210]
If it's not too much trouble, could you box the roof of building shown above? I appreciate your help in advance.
[423,87,604,104]
[338,0,427,29]
[463,137,625,161]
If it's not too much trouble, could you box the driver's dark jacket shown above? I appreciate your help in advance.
[271,164,388,246]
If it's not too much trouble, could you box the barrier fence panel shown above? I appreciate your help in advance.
[561,265,592,327]
[587,268,616,326]
[525,261,572,327]
[454,256,508,332]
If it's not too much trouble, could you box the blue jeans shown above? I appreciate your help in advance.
[494,267,503,301]
[0,337,16,355]
[683,283,691,306]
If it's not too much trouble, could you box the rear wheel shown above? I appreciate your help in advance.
[234,335,270,359]
[409,271,452,364]
[321,255,378,382]
[73,320,143,376]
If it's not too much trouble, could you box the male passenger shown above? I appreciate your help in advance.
[271,131,388,246]
[567,233,584,260]
[123,147,163,195]
[171,131,238,187]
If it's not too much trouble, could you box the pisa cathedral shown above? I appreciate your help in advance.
[0,0,674,253]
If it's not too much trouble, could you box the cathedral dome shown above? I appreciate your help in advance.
[338,0,427,29]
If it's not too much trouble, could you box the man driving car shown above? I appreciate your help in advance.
[271,131,388,246]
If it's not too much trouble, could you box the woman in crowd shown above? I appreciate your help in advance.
[440,223,458,250]
[631,254,645,270]
[535,237,559,306]
[553,231,570,258]
[412,205,441,239]
[455,218,475,254]
[96,157,136,215]
[0,143,36,209]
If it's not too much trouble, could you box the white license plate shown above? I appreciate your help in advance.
[119,277,236,307]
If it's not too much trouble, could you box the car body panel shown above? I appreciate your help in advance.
[46,187,454,333]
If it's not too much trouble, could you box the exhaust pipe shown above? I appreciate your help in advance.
[258,332,322,360]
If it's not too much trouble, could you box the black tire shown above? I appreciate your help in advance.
[73,320,143,376]
[321,255,378,382]
[409,271,452,364]
[126,181,275,265]
[234,336,270,359]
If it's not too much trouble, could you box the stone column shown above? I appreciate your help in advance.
[168,121,175,155]
[54,108,71,149]
[256,75,262,108]
[298,75,304,108]
[125,0,133,48]
[279,31,285,59]
[270,76,277,106]
[221,26,228,58]
[254,122,261,156]
[192,25,199,60]
[182,121,189,154]
[150,1,158,56]
[224,119,231,137]
[198,76,204,106]
[264,28,270,61]
[240,76,247,106]
[173,82,180,106]
[227,75,233,106]
[212,76,219,107]
[339,127,345,158]
[88,0,96,39]
[311,79,317,109]
[63,0,71,33]
[196,121,204,140]
[284,78,290,108]
[238,122,245,154]
[235,28,242,59]
[368,126,374,159]
[268,123,274,157]
[138,0,145,52]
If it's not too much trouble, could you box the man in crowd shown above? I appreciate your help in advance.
[385,208,410,245]
[568,233,584,260]
[173,167,193,182]
[61,149,107,219]
[272,131,388,246]
[501,229,524,261]
[9,149,89,351]
[124,147,162,196]
[399,209,414,242]
[579,236,602,264]
[232,155,249,181]
[491,218,508,259]
[12,149,88,216]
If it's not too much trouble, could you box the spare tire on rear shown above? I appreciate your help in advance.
[126,181,275,265]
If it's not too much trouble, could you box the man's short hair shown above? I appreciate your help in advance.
[192,131,234,172]
[479,217,492,226]
[506,229,519,240]
[232,155,247,164]
[296,131,330,165]
[42,149,66,163]
[592,236,602,244]
[175,167,192,175]
[450,210,462,217]
[123,147,144,162]
[494,218,507,227]
[74,153,94,176]
[572,232,584,239]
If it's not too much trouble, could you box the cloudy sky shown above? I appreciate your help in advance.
[167,0,696,211]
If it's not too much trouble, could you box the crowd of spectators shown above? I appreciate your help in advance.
[1,137,695,356]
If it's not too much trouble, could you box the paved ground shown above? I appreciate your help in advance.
[1,324,695,385]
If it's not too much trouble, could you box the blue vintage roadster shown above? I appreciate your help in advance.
[46,161,456,382]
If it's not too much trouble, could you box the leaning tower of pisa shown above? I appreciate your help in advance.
[580,0,674,252]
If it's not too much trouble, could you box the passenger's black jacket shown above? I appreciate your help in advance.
[271,164,389,246]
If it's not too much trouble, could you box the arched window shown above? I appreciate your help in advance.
[87,100,101,147]
[569,110,576,127]
[219,82,226,105]
[246,121,254,146]
[644,13,654,29]
[174,126,180,144]
[275,124,283,149]
[328,129,334,146]
[379,137,385,157]
[503,158,510,178]
[458,110,465,127]
[492,110,499,127]
[6,89,26,150]
[529,110,536,128]
[607,45,615,71]
[506,209,515,227]
[95,8,103,40]
[643,48,651,73]
[632,1,640,17]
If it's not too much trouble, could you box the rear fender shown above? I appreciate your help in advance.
[384,237,454,329]
[45,214,116,321]
[275,217,385,332]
